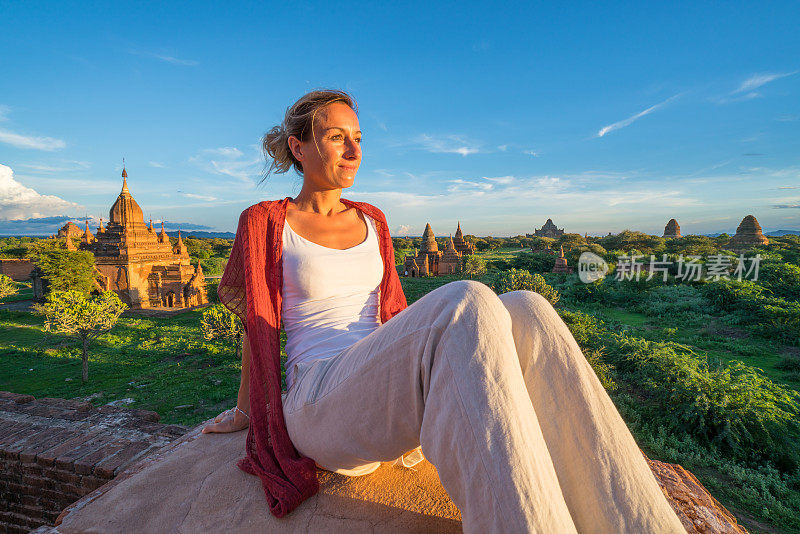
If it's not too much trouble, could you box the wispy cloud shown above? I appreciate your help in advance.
[733,71,796,94]
[180,192,217,202]
[773,204,800,209]
[0,129,66,151]
[17,161,91,173]
[522,149,539,156]
[189,146,260,183]
[715,71,797,103]
[596,94,680,138]
[413,134,481,156]
[149,161,166,168]
[0,105,10,121]
[128,48,199,66]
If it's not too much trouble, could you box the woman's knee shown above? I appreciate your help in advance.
[498,290,559,325]
[439,280,508,321]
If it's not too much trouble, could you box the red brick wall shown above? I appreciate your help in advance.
[0,392,186,533]
[0,259,34,282]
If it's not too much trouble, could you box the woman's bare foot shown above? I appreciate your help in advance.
[201,407,249,433]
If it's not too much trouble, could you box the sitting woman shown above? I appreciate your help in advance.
[202,89,684,533]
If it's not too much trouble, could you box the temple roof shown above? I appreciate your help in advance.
[109,168,144,227]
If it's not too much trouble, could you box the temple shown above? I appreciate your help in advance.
[533,218,564,238]
[78,168,207,309]
[663,219,682,239]
[727,215,769,252]
[452,222,476,255]
[403,223,463,277]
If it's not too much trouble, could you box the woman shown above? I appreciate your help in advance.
[203,90,684,533]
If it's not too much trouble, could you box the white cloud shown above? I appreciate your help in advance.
[734,71,797,94]
[394,224,412,236]
[484,176,515,184]
[413,134,481,156]
[0,129,66,151]
[596,94,680,138]
[497,144,508,152]
[189,146,260,183]
[17,161,91,173]
[0,105,10,121]
[149,161,166,168]
[522,149,539,156]
[181,192,217,202]
[0,164,81,219]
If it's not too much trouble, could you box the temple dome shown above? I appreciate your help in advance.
[109,169,144,226]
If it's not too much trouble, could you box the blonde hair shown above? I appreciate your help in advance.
[261,89,358,180]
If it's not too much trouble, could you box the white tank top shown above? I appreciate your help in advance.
[281,213,384,389]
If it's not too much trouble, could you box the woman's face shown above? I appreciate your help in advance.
[289,102,362,191]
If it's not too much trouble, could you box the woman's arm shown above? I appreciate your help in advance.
[201,332,251,433]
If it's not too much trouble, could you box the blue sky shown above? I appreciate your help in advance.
[0,1,798,236]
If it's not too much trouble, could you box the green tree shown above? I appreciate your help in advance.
[492,268,560,305]
[32,247,96,294]
[201,304,244,360]
[36,290,127,382]
[463,255,487,279]
[0,274,17,300]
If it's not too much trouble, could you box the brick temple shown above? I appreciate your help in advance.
[77,168,207,309]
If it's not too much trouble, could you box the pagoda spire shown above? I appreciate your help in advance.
[121,161,129,194]
[159,221,167,243]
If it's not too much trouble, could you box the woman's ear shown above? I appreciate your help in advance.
[287,135,304,163]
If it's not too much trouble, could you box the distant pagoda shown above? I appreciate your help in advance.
[452,222,476,255]
[403,223,464,277]
[551,245,573,273]
[727,215,769,252]
[534,218,564,238]
[663,219,682,239]
[80,167,208,309]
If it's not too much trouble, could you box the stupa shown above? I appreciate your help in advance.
[403,223,444,277]
[727,215,769,252]
[80,167,208,308]
[551,245,573,273]
[663,219,682,239]
[452,222,476,255]
[438,236,463,275]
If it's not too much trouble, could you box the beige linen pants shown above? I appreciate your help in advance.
[283,280,684,533]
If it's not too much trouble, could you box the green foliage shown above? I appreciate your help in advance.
[31,247,96,294]
[201,304,243,359]
[559,309,800,472]
[463,255,487,279]
[0,274,16,300]
[599,230,666,256]
[35,290,127,382]
[492,268,560,305]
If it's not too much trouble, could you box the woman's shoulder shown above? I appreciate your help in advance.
[341,198,388,224]
[238,197,291,224]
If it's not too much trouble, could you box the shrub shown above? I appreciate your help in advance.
[35,290,127,382]
[0,274,16,300]
[492,268,560,305]
[201,304,244,359]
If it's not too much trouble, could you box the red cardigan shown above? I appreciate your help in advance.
[218,197,408,517]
